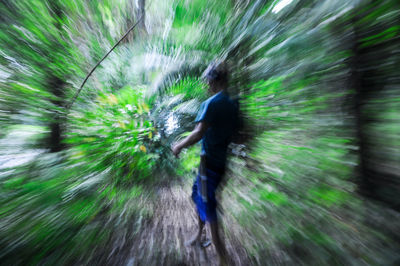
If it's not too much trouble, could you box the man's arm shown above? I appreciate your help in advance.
[172,122,208,157]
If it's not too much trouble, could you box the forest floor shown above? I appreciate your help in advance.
[0,127,253,265]
[118,182,253,266]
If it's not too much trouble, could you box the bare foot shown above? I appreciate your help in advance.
[185,235,212,248]
[201,239,211,248]
[185,235,201,247]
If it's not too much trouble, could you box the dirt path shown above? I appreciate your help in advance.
[123,183,253,266]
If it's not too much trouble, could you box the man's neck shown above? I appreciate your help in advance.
[212,88,225,95]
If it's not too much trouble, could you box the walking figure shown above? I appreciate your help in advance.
[172,62,238,265]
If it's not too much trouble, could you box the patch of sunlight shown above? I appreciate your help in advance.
[0,150,43,170]
[272,0,294,13]
[165,113,179,135]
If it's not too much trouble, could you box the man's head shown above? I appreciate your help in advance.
[204,61,228,94]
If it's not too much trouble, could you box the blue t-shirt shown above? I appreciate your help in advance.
[195,91,238,169]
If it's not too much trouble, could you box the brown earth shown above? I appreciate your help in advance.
[120,183,254,266]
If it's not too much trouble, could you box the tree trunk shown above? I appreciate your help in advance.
[48,76,65,152]
[47,1,66,152]
[136,0,147,34]
[349,0,400,210]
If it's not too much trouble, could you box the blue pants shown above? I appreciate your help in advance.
[191,168,223,222]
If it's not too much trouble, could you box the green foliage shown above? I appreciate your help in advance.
[67,85,158,184]
[1,0,399,265]
[176,145,201,176]
[168,77,207,101]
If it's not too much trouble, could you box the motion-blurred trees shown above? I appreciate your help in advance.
[46,0,67,152]
[0,0,399,265]
[349,0,400,209]
[0,0,80,151]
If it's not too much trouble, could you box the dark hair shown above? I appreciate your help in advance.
[205,62,228,84]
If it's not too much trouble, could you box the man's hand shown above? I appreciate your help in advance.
[172,143,182,158]
[171,122,209,159]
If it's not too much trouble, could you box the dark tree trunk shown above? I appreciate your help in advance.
[48,76,65,152]
[349,0,400,210]
[351,22,375,198]
[47,1,66,152]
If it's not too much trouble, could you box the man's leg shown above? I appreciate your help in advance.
[186,213,205,246]
[189,175,205,246]
[210,220,228,265]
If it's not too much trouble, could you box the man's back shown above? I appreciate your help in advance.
[195,91,238,170]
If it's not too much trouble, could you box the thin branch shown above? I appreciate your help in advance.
[66,15,145,110]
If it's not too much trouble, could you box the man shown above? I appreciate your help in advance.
[172,62,238,265]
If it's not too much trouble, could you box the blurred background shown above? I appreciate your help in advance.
[0,0,399,265]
